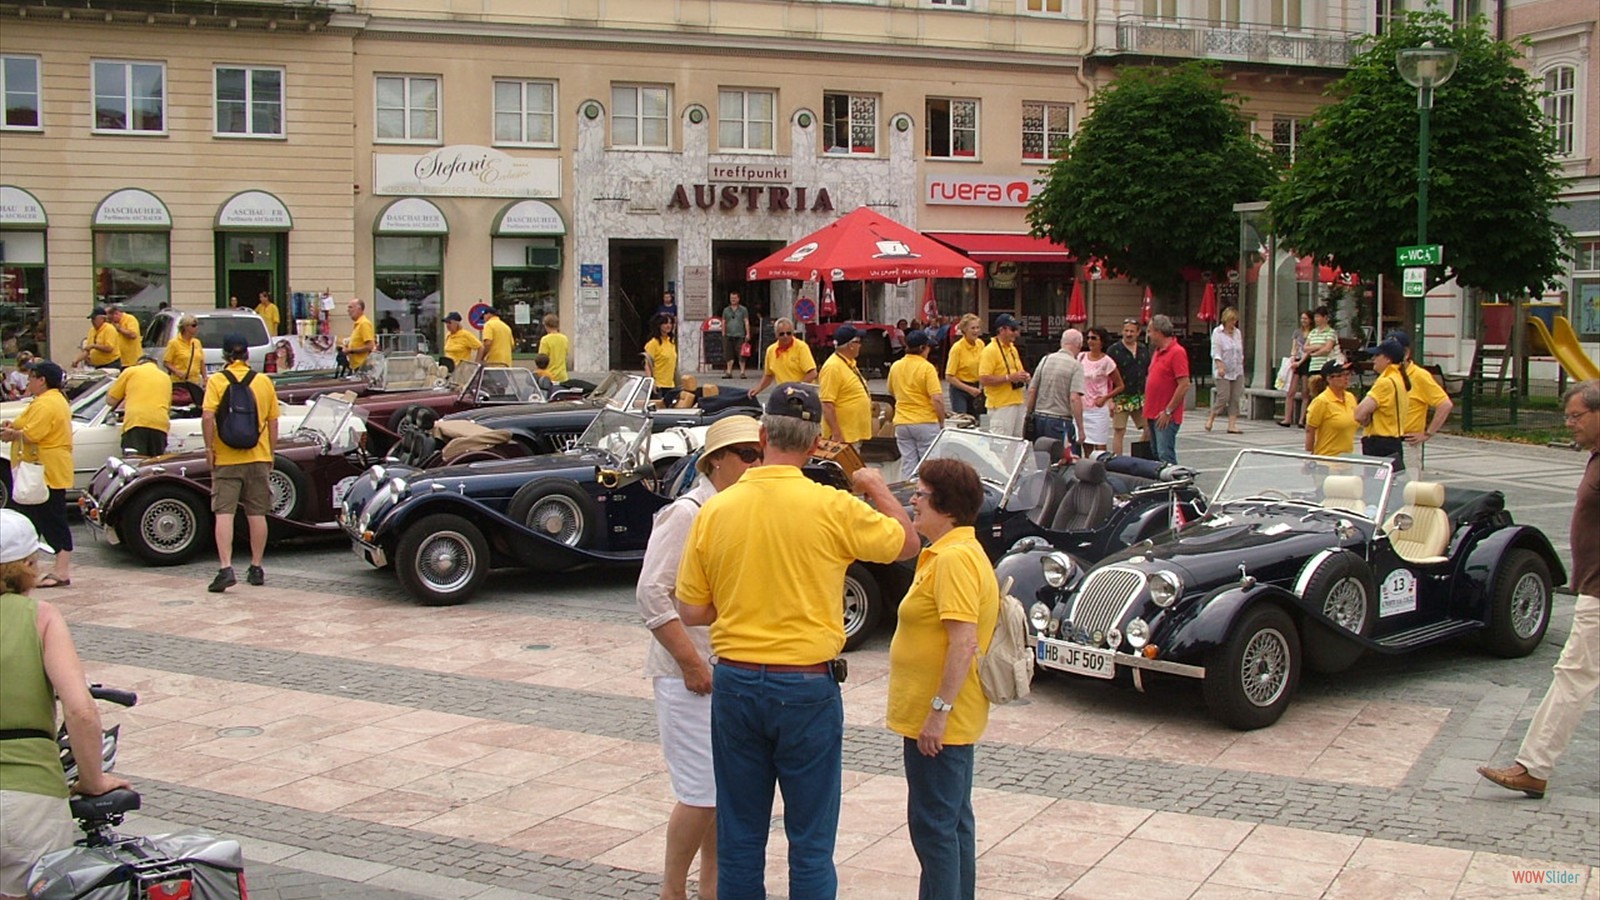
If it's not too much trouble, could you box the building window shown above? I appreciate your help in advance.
[1272,116,1308,163]
[1574,238,1600,336]
[1,230,48,356]
[929,0,970,6]
[375,75,439,143]
[611,85,670,149]
[94,231,170,321]
[823,92,876,155]
[1376,0,1403,35]
[1022,101,1071,162]
[1269,0,1302,30]
[1142,0,1176,19]
[926,98,978,159]
[93,61,165,134]
[1025,0,1064,12]
[718,89,776,151]
[1208,0,1241,25]
[1544,66,1576,158]
[374,236,444,352]
[215,67,283,137]
[494,79,557,146]
[2,55,41,130]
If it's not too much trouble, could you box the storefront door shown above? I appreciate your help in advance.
[216,232,284,312]
[608,240,673,370]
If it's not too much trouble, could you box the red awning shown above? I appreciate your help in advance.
[925,232,1074,263]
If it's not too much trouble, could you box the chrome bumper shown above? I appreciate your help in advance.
[1035,636,1206,679]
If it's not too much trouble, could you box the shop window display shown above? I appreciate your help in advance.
[374,235,443,353]
[94,231,169,327]
[1,231,47,357]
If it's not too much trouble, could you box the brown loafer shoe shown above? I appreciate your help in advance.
[1477,763,1547,798]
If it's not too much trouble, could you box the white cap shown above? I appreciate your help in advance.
[0,508,52,564]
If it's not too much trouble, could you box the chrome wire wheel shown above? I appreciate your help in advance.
[528,495,583,545]
[842,575,870,639]
[1323,577,1369,633]
[1239,627,1292,708]
[1510,572,1549,640]
[140,498,198,553]
[414,530,478,594]
[267,468,297,518]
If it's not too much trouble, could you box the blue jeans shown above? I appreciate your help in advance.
[711,664,843,900]
[903,739,976,900]
[1033,413,1076,449]
[1147,418,1180,464]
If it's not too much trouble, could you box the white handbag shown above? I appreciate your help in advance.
[11,459,47,505]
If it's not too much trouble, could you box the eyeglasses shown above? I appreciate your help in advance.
[776,330,794,336]
[726,446,762,464]
[1087,335,1102,342]
[912,488,934,500]
[1565,409,1594,423]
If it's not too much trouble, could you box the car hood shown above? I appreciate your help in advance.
[1107,503,1364,587]
[448,398,597,426]
[404,447,611,485]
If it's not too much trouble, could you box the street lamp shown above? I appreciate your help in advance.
[1396,40,1459,360]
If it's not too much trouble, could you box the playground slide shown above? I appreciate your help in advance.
[1528,315,1600,382]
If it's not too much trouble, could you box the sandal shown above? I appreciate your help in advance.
[36,574,70,588]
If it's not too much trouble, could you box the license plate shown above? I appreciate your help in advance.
[1035,638,1115,680]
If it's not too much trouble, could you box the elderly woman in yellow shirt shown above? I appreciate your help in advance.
[0,361,75,587]
[164,315,204,386]
[1304,358,1359,458]
[944,314,985,417]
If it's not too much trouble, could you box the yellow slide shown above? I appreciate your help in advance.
[1528,315,1600,381]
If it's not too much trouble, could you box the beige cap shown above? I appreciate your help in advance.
[696,415,763,476]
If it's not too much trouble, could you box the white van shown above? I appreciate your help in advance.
[144,309,272,373]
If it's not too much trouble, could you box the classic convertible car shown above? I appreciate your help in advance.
[341,404,715,606]
[81,394,369,564]
[1001,449,1565,729]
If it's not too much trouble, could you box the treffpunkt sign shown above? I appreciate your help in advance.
[374,145,561,198]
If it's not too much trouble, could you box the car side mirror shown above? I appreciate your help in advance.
[1336,518,1360,542]
[1391,513,1414,533]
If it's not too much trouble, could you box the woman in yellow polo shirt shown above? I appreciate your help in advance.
[0,361,75,587]
[643,314,678,400]
[1304,358,1359,458]
[164,315,204,385]
[1355,339,1410,474]
[887,458,998,900]
[944,314,985,417]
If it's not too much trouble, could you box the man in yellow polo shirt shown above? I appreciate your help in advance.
[748,317,817,397]
[978,313,1031,437]
[256,291,281,336]
[944,314,985,417]
[202,333,280,593]
[107,305,142,368]
[1355,338,1410,475]
[78,308,120,369]
[818,324,872,445]
[342,299,376,371]
[676,382,918,900]
[478,308,514,367]
[1384,331,1454,477]
[441,312,481,371]
[537,313,570,384]
[106,356,172,457]
[888,329,945,479]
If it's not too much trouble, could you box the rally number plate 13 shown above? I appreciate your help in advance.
[1035,638,1115,680]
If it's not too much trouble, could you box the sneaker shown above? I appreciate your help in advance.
[246,565,265,586]
[208,567,237,593]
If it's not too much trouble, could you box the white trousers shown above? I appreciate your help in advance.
[989,404,1026,438]
[1517,592,1600,781]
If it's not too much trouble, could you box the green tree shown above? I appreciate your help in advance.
[1027,62,1277,302]
[1270,9,1569,298]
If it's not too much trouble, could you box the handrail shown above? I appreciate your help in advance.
[1111,13,1359,67]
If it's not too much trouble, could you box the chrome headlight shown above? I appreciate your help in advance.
[1105,626,1122,650]
[1125,617,1150,649]
[1029,602,1051,634]
[1149,571,1183,607]
[1041,552,1077,589]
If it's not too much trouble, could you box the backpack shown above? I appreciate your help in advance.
[977,576,1033,705]
[217,370,262,450]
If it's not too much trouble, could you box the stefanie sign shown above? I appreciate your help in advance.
[374,145,561,199]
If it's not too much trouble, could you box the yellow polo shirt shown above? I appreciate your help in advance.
[86,321,120,367]
[113,315,142,366]
[644,337,677,389]
[1306,388,1358,457]
[819,352,872,443]
[203,361,280,466]
[345,315,375,369]
[257,301,280,336]
[443,328,482,366]
[886,526,998,745]
[107,362,172,434]
[1402,361,1448,435]
[10,389,72,489]
[764,340,817,384]
[481,316,514,366]
[677,465,908,664]
[945,336,983,384]
[1365,364,1409,439]
[538,331,570,382]
[164,336,203,384]
[979,339,1026,410]
[889,353,942,425]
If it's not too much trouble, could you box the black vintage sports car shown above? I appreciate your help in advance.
[1000,449,1566,729]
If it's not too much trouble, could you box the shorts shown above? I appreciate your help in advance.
[0,789,77,896]
[121,426,168,457]
[212,461,272,516]
[653,676,714,807]
[722,333,748,364]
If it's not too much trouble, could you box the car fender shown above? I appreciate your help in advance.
[1459,524,1568,611]
[1159,583,1300,662]
[373,491,640,571]
[648,429,691,464]
[102,472,211,532]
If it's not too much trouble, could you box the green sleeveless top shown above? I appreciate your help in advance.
[0,592,69,798]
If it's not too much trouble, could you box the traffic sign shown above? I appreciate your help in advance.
[1396,244,1443,267]
[1402,267,1427,299]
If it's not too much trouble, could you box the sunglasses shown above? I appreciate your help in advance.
[776,330,794,336]
[724,446,762,464]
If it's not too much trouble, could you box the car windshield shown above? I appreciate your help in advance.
[476,367,545,403]
[295,394,355,443]
[1212,449,1395,521]
[70,380,115,423]
[577,407,650,462]
[589,373,652,412]
[914,428,1040,509]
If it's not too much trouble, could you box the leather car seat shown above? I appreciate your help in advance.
[1383,481,1451,564]
[1321,475,1367,513]
[1051,459,1114,532]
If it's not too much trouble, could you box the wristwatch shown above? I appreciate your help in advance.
[931,696,953,712]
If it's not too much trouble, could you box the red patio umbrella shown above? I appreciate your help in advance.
[1066,279,1088,324]
[1197,282,1219,323]
[747,207,983,285]
[921,279,939,323]
[1140,286,1153,324]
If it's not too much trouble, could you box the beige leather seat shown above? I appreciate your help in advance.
[1322,475,1367,513]
[1383,481,1451,564]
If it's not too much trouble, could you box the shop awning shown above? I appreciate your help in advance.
[925,232,1073,263]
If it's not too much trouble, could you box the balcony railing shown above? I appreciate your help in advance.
[1112,14,1359,68]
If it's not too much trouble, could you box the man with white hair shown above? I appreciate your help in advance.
[1026,328,1085,453]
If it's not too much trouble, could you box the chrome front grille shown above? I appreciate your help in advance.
[1067,566,1146,635]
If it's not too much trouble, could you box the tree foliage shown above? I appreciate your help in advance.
[1270,9,1569,297]
[1027,62,1277,302]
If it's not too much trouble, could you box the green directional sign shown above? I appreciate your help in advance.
[1402,267,1427,299]
[1396,244,1443,267]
